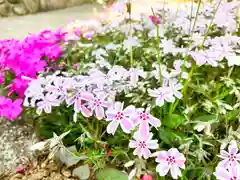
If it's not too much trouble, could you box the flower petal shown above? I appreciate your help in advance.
[139,120,149,139]
[170,164,182,179]
[107,120,119,135]
[120,118,133,133]
[142,148,152,159]
[115,102,124,111]
[95,106,105,120]
[149,115,161,128]
[129,140,138,148]
[156,161,170,177]
[147,140,159,149]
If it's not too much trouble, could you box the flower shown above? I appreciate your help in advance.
[123,36,140,50]
[169,80,183,99]
[149,15,161,25]
[218,142,240,169]
[148,87,175,107]
[214,166,240,180]
[132,107,161,138]
[107,65,128,81]
[36,93,60,115]
[105,102,135,135]
[88,93,110,120]
[141,174,153,180]
[66,90,93,118]
[129,132,158,159]
[128,68,146,86]
[155,148,186,179]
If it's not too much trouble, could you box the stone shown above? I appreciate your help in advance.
[7,0,19,4]
[50,172,63,180]
[27,169,50,180]
[12,4,28,15]
[40,0,66,11]
[61,168,71,178]
[46,161,58,172]
[72,165,90,180]
[0,0,4,4]
[23,0,40,13]
[0,3,10,16]
[9,173,24,180]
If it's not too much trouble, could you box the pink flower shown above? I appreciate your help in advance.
[214,166,240,180]
[129,132,158,159]
[88,93,110,120]
[155,148,186,179]
[66,90,93,118]
[149,15,161,25]
[132,107,161,139]
[148,87,175,107]
[106,102,135,135]
[0,72,4,84]
[218,143,240,169]
[190,50,222,67]
[16,167,24,174]
[141,174,153,180]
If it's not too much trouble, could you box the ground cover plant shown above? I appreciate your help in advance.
[1,0,240,179]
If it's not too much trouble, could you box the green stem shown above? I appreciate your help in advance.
[151,7,162,86]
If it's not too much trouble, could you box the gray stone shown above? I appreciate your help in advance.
[12,4,28,15]
[0,0,5,4]
[0,3,10,16]
[23,0,40,13]
[7,0,20,4]
[40,0,66,11]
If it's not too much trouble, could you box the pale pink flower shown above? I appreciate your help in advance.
[155,148,186,179]
[88,93,111,120]
[66,90,93,117]
[148,87,175,107]
[190,50,222,67]
[36,93,60,115]
[128,68,146,85]
[218,143,240,169]
[169,80,183,99]
[129,132,158,159]
[132,107,161,138]
[214,166,240,180]
[106,102,135,135]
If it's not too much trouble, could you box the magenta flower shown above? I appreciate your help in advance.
[155,148,186,179]
[66,90,93,117]
[0,72,4,84]
[106,102,135,135]
[214,166,240,180]
[218,143,240,169]
[132,107,161,139]
[149,15,161,25]
[129,131,158,159]
[88,93,111,120]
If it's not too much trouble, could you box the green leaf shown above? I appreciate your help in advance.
[158,128,183,146]
[194,115,217,122]
[162,114,185,128]
[96,168,136,180]
[56,147,88,167]
[72,165,90,180]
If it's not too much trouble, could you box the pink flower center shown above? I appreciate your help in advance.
[231,177,237,180]
[166,156,176,165]
[230,153,237,161]
[93,99,103,107]
[138,141,147,148]
[115,111,124,120]
[140,112,150,121]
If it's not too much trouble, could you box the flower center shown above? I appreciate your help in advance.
[231,177,237,180]
[138,141,146,148]
[93,99,102,107]
[115,112,124,120]
[166,156,176,165]
[139,112,150,121]
[230,153,237,161]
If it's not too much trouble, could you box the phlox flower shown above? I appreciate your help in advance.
[149,15,161,25]
[36,93,60,115]
[105,102,135,135]
[129,131,158,159]
[148,87,175,107]
[214,166,240,180]
[88,93,111,120]
[218,142,240,169]
[128,68,146,86]
[107,65,128,81]
[155,148,186,179]
[0,72,4,84]
[132,107,161,139]
[66,90,93,118]
[123,36,140,50]
[169,80,183,99]
[190,50,222,67]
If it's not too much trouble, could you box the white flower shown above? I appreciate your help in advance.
[169,80,183,99]
[226,55,240,67]
[154,148,186,179]
[214,165,240,180]
[123,36,140,50]
[129,132,159,159]
[148,87,175,107]
[128,68,146,86]
[107,65,128,81]
[36,93,60,115]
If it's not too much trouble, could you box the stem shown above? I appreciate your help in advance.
[169,0,222,114]
[190,0,202,39]
[128,2,134,67]
[151,7,162,86]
